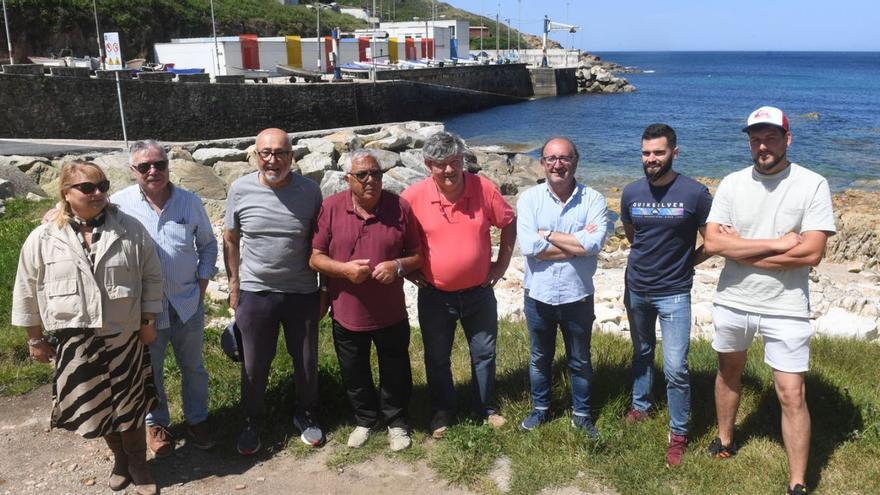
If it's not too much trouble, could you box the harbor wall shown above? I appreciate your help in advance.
[375,64,534,97]
[0,74,524,141]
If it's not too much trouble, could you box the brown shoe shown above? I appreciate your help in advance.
[121,427,159,495]
[147,425,174,458]
[666,432,688,467]
[187,421,215,450]
[624,408,650,424]
[430,410,452,439]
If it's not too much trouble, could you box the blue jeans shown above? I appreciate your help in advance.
[146,305,209,427]
[523,294,595,417]
[625,289,691,436]
[418,285,498,416]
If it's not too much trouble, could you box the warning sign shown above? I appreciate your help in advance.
[104,32,123,70]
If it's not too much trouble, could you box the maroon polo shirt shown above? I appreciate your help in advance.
[312,190,421,331]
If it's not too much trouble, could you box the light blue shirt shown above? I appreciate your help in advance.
[112,184,218,329]
[517,182,608,305]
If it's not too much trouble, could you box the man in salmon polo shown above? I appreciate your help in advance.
[703,106,836,495]
[401,131,516,439]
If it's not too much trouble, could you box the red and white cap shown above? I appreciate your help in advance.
[743,106,789,133]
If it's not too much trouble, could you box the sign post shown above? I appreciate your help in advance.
[104,32,123,69]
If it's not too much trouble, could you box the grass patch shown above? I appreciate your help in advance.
[1,199,878,492]
[0,199,55,395]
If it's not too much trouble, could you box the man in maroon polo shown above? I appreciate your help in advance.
[309,149,422,451]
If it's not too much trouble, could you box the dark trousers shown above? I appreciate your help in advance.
[235,290,319,419]
[332,319,412,429]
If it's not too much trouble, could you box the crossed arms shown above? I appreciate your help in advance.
[702,223,830,270]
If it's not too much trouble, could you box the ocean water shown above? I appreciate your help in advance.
[443,52,880,191]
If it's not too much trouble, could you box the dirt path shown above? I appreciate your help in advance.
[0,385,475,495]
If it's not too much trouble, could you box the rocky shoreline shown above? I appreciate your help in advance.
[1,121,877,342]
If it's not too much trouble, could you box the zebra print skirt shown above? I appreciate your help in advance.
[49,329,157,439]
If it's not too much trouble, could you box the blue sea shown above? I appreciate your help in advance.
[443,52,880,191]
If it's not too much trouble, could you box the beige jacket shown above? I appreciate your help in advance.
[12,207,164,335]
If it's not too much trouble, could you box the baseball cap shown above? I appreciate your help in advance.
[221,322,243,362]
[742,106,789,133]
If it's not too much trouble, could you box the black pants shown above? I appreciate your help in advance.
[236,290,320,419]
[332,319,412,429]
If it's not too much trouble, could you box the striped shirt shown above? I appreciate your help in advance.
[112,184,218,329]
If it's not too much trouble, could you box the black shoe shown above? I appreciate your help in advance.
[707,436,737,458]
[786,484,808,495]
[236,418,262,456]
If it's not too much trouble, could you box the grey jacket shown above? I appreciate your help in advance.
[12,207,164,335]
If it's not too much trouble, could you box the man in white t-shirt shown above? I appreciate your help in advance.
[702,106,836,495]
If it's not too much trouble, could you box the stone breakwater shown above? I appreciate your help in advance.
[1,121,877,342]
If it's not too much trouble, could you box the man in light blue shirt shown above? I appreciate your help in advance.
[516,137,607,437]
[112,140,218,456]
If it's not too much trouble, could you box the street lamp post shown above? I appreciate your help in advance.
[316,2,321,72]
[494,2,500,62]
[2,0,13,63]
[504,18,510,60]
[92,0,105,69]
[209,0,220,76]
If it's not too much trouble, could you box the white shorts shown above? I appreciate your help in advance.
[711,304,814,373]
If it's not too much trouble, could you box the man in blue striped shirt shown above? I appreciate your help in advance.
[112,140,218,456]
[516,137,607,438]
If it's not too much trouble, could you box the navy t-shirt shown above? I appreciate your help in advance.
[621,174,712,294]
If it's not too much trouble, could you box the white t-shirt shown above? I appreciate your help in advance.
[706,163,836,318]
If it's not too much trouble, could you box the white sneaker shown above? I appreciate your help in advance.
[387,427,412,452]
[347,426,371,448]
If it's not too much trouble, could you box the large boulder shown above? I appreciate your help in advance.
[212,161,257,188]
[371,149,402,171]
[291,143,311,161]
[298,153,336,182]
[24,161,61,185]
[356,129,390,143]
[297,137,338,157]
[0,155,51,171]
[0,179,14,200]
[386,125,426,148]
[814,307,878,340]
[381,174,409,195]
[1,163,57,198]
[320,171,348,198]
[168,159,227,200]
[325,130,363,154]
[201,198,227,224]
[400,149,427,173]
[192,148,248,166]
[416,124,445,139]
[365,134,410,152]
[386,166,426,189]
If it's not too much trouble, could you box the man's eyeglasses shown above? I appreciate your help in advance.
[256,149,293,160]
[133,160,169,174]
[541,155,575,165]
[349,170,383,182]
[68,180,110,194]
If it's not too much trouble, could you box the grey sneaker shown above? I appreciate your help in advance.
[347,426,371,449]
[293,411,325,447]
[236,419,262,456]
[571,414,599,439]
[388,427,412,452]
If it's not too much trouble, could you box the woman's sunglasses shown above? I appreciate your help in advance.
[68,180,110,194]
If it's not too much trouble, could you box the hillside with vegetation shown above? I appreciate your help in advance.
[1,0,364,62]
[1,0,536,63]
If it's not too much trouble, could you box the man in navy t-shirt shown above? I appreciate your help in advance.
[620,123,712,466]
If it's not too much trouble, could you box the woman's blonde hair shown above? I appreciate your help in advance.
[51,161,111,227]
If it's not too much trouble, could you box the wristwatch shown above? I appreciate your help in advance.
[394,259,406,277]
[27,337,46,347]
[141,318,155,326]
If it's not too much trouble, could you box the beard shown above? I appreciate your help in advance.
[643,157,673,183]
[752,151,787,173]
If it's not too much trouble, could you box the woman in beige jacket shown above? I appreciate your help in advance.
[12,161,164,495]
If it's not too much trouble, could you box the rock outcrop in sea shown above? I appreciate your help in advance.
[1,121,877,343]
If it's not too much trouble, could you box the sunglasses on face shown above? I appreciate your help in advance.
[69,180,110,194]
[349,170,383,182]
[133,160,169,174]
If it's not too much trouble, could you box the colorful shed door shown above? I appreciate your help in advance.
[240,34,259,69]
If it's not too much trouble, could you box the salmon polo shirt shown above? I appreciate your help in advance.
[401,173,515,291]
[312,190,421,331]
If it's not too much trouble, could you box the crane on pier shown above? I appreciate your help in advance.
[541,15,578,67]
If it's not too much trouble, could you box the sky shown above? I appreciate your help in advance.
[444,0,880,51]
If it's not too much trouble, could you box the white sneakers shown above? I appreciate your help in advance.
[347,426,371,448]
[387,427,412,452]
[347,425,412,451]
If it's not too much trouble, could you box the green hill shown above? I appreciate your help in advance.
[1,0,528,63]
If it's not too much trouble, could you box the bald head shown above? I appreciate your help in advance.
[256,128,291,150]
[254,128,293,187]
